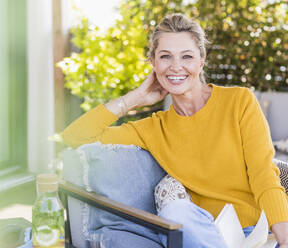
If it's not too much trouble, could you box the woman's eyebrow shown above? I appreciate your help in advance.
[181,50,195,54]
[158,50,171,54]
[158,49,195,54]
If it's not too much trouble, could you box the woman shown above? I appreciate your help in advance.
[62,14,288,247]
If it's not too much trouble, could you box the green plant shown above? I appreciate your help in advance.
[32,197,64,235]
[58,3,153,113]
[128,0,288,91]
[58,0,288,116]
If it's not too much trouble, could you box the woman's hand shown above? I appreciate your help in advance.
[133,69,169,107]
[271,222,288,247]
[105,69,168,117]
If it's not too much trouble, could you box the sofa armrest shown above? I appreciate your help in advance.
[59,180,183,248]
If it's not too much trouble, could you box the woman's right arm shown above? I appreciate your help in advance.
[62,70,168,148]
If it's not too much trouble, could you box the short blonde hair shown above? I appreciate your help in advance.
[148,13,210,83]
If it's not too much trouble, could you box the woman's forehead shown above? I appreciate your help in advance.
[156,32,199,52]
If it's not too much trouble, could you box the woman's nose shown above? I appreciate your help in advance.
[169,59,182,72]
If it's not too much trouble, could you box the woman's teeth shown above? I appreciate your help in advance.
[167,76,187,83]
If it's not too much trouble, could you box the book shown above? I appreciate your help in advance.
[215,204,277,248]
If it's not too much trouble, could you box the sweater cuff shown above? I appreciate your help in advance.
[259,188,288,227]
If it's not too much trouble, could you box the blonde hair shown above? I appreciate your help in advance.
[148,13,210,83]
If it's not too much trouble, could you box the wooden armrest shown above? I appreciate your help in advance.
[59,180,182,231]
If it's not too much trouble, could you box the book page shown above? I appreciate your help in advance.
[215,204,245,248]
[261,234,277,248]
[242,210,269,248]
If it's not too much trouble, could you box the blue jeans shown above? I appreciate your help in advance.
[158,199,228,248]
[158,199,278,248]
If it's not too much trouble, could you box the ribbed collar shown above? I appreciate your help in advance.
[166,83,218,130]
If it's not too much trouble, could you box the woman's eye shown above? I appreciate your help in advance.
[160,55,170,59]
[183,55,193,59]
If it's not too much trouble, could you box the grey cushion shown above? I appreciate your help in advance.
[275,151,288,163]
[274,139,288,155]
[63,142,166,248]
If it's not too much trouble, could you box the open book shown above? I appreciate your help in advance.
[215,204,277,248]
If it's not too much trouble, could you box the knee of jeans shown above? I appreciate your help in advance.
[158,199,194,219]
[158,199,214,223]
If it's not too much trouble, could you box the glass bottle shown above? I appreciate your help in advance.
[32,174,65,247]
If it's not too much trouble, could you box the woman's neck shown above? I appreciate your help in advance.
[171,83,212,116]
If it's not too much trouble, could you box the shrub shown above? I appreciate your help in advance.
[58,0,288,115]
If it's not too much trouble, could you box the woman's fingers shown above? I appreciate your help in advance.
[141,70,156,91]
[148,69,156,83]
[160,89,169,98]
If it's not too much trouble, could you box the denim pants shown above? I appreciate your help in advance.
[158,199,228,248]
[158,199,278,248]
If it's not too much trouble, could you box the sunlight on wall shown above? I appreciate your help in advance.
[0,204,32,222]
[73,0,121,31]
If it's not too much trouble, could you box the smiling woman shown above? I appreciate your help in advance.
[151,32,211,116]
[62,13,288,248]
[147,15,212,116]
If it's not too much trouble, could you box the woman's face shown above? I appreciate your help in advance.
[152,32,205,95]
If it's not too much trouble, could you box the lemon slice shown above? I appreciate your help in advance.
[35,225,58,246]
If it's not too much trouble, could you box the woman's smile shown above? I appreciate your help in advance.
[166,75,189,85]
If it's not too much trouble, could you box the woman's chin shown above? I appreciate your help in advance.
[159,81,189,95]
[164,84,188,95]
[167,89,187,96]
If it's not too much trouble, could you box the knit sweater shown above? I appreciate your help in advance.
[62,83,288,228]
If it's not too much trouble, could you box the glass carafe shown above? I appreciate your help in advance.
[32,174,65,247]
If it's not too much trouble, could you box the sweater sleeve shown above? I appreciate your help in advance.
[239,88,288,226]
[62,103,149,149]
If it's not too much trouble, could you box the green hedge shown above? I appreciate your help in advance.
[58,0,288,113]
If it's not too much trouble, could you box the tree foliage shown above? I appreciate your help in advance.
[58,0,288,113]
[58,2,152,112]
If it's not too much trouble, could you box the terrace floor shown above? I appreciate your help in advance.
[0,182,36,222]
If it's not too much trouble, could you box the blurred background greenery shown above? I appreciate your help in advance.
[58,0,288,117]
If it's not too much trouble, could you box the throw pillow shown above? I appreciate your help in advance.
[76,142,167,246]
[154,174,192,213]
[273,158,288,195]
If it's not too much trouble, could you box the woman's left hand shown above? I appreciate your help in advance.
[271,222,288,247]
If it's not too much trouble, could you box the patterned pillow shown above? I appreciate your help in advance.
[154,174,192,213]
[273,158,288,194]
[154,159,288,214]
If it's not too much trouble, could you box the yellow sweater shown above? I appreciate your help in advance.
[63,83,288,228]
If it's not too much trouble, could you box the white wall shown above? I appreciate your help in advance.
[27,0,73,173]
[27,0,55,173]
[259,92,288,141]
